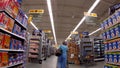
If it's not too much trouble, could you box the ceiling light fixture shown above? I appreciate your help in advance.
[66,0,100,41]
[89,28,101,36]
[30,21,38,30]
[47,0,57,45]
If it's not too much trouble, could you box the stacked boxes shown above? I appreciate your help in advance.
[0,52,8,67]
[102,9,120,67]
[68,42,80,64]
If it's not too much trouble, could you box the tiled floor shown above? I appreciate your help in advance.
[26,56,105,68]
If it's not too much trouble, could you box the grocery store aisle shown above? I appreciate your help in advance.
[26,56,105,68]
[26,56,57,68]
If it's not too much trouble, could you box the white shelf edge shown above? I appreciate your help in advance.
[0,27,25,40]
[0,49,24,52]
[105,50,120,53]
[1,62,23,68]
[107,62,120,66]
[94,58,104,61]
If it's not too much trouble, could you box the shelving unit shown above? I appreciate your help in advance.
[0,0,28,68]
[101,8,120,67]
[79,35,94,63]
[93,38,104,61]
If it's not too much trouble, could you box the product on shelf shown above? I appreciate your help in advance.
[0,32,4,48]
[0,52,8,67]
[0,12,15,32]
[2,34,11,49]
[0,0,19,18]
[16,9,24,24]
[9,53,23,66]
[12,24,21,35]
[10,38,23,50]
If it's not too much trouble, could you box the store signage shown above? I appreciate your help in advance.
[28,15,33,24]
[43,30,51,33]
[29,9,44,14]
[109,3,120,15]
[71,31,78,34]
[84,12,97,17]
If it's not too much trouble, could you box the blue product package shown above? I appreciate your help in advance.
[113,41,116,50]
[109,30,112,39]
[105,44,107,51]
[114,53,118,63]
[109,42,113,50]
[101,23,104,30]
[112,53,114,63]
[111,28,115,38]
[118,40,120,50]
[105,20,108,29]
[107,31,109,39]
[115,41,119,50]
[115,10,120,23]
[113,28,116,37]
[115,26,119,37]
[118,54,120,64]
[111,14,117,25]
[108,17,113,27]
[107,43,109,51]
[109,54,113,63]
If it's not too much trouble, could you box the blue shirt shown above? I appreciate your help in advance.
[59,45,68,57]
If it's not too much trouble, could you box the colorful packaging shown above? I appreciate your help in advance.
[12,24,21,35]
[111,28,115,38]
[2,34,11,49]
[104,20,108,29]
[0,52,8,67]
[118,54,120,64]
[109,42,113,50]
[108,17,113,27]
[118,39,120,50]
[10,38,17,49]
[115,25,120,37]
[115,9,120,23]
[112,14,117,25]
[0,0,19,18]
[6,17,15,32]
[22,15,28,27]
[109,54,113,63]
[0,32,4,49]
[16,9,24,24]
[0,12,9,29]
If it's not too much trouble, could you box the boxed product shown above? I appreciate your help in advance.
[104,20,108,29]
[0,0,19,18]
[108,17,113,27]
[0,32,5,49]
[115,9,120,23]
[10,38,16,49]
[12,24,21,35]
[0,12,9,29]
[22,15,28,27]
[115,25,120,37]
[0,52,8,67]
[109,53,112,63]
[6,17,15,32]
[17,40,23,50]
[111,14,117,25]
[118,53,120,64]
[109,42,113,50]
[16,9,24,24]
[2,34,11,49]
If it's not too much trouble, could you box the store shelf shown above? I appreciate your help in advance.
[105,36,120,42]
[0,10,27,30]
[107,62,120,66]
[94,58,104,61]
[0,27,26,40]
[105,50,120,53]
[103,22,120,33]
[1,62,23,68]
[0,49,24,52]
[15,19,27,30]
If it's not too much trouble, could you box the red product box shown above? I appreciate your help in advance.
[2,34,11,49]
[6,17,15,32]
[0,52,8,67]
[0,12,9,29]
[0,0,19,18]
[0,32,4,49]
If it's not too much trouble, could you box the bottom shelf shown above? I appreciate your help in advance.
[1,62,23,68]
[106,62,120,66]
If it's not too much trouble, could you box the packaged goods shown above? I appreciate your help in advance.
[0,52,8,67]
[0,0,19,18]
[108,17,113,27]
[115,10,120,23]
[12,24,21,35]
[0,32,4,49]
[2,34,11,49]
[112,14,117,25]
[0,12,9,29]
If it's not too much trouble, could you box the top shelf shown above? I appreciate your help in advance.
[0,10,27,30]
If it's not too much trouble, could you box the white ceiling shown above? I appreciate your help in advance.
[22,0,120,44]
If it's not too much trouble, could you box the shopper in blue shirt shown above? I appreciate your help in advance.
[57,41,68,68]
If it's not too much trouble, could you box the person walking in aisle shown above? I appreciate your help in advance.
[57,41,68,68]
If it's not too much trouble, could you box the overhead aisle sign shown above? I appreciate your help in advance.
[29,9,44,14]
[84,12,97,17]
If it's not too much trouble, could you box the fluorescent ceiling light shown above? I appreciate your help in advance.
[47,0,57,44]
[30,21,38,30]
[66,0,100,41]
[89,28,101,36]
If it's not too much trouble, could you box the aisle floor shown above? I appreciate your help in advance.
[26,56,105,68]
